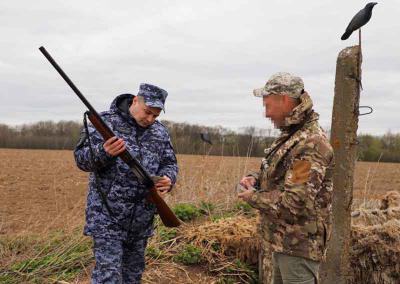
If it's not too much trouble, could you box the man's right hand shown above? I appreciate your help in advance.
[103,136,126,156]
[240,176,256,189]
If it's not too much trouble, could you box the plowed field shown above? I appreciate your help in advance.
[1,148,399,235]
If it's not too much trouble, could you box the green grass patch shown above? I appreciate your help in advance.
[210,211,236,222]
[173,244,203,265]
[215,277,238,284]
[158,226,178,242]
[224,258,258,283]
[233,201,255,215]
[145,246,163,259]
[173,203,201,221]
[1,232,93,283]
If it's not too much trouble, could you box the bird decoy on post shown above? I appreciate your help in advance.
[341,2,377,90]
[341,2,378,41]
[200,133,213,145]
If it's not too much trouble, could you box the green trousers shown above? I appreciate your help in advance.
[271,252,320,284]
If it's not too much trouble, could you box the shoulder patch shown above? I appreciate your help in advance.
[290,160,311,184]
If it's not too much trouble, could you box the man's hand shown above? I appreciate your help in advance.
[240,176,256,189]
[103,136,126,156]
[238,188,255,202]
[154,175,172,198]
[237,176,257,202]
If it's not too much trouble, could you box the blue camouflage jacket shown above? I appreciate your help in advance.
[74,94,178,240]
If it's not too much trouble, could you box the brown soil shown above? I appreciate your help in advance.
[1,148,399,235]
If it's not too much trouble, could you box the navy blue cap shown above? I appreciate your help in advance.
[137,83,168,111]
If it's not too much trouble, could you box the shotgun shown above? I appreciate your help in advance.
[39,46,180,227]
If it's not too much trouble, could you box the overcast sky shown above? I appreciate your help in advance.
[1,0,398,135]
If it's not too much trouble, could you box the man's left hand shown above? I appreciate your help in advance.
[154,175,172,198]
[238,188,255,202]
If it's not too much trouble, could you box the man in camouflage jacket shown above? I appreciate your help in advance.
[238,73,334,284]
[74,83,178,283]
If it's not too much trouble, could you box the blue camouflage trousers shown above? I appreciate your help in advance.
[91,237,148,284]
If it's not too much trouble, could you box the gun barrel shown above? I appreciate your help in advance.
[39,47,99,116]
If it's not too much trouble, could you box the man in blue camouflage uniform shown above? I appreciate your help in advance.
[238,73,334,284]
[74,83,178,283]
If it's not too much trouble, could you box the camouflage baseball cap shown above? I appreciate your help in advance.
[253,72,304,98]
[137,83,168,111]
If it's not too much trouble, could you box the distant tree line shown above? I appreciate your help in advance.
[357,132,400,163]
[0,120,399,162]
[161,121,275,157]
[0,121,82,150]
[0,120,273,157]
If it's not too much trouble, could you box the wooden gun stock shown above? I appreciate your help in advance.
[87,112,180,227]
[40,46,180,227]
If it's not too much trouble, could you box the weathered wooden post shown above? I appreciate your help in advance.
[258,241,272,283]
[320,46,362,283]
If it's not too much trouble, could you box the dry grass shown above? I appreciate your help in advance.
[1,149,400,283]
[1,149,399,236]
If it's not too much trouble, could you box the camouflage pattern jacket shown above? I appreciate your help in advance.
[247,92,334,261]
[74,94,178,241]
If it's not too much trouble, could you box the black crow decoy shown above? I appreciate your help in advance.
[341,2,378,40]
[200,133,212,145]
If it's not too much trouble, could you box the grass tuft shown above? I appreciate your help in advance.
[173,244,203,265]
[173,203,201,221]
[1,232,92,283]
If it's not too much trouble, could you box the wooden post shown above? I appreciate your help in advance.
[320,46,361,283]
[258,241,272,284]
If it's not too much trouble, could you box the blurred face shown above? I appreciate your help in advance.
[129,96,162,128]
[263,94,297,128]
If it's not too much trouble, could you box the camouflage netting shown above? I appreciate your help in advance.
[352,191,400,226]
[351,208,400,226]
[176,191,400,283]
[181,216,261,265]
[349,191,400,284]
[350,219,400,283]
